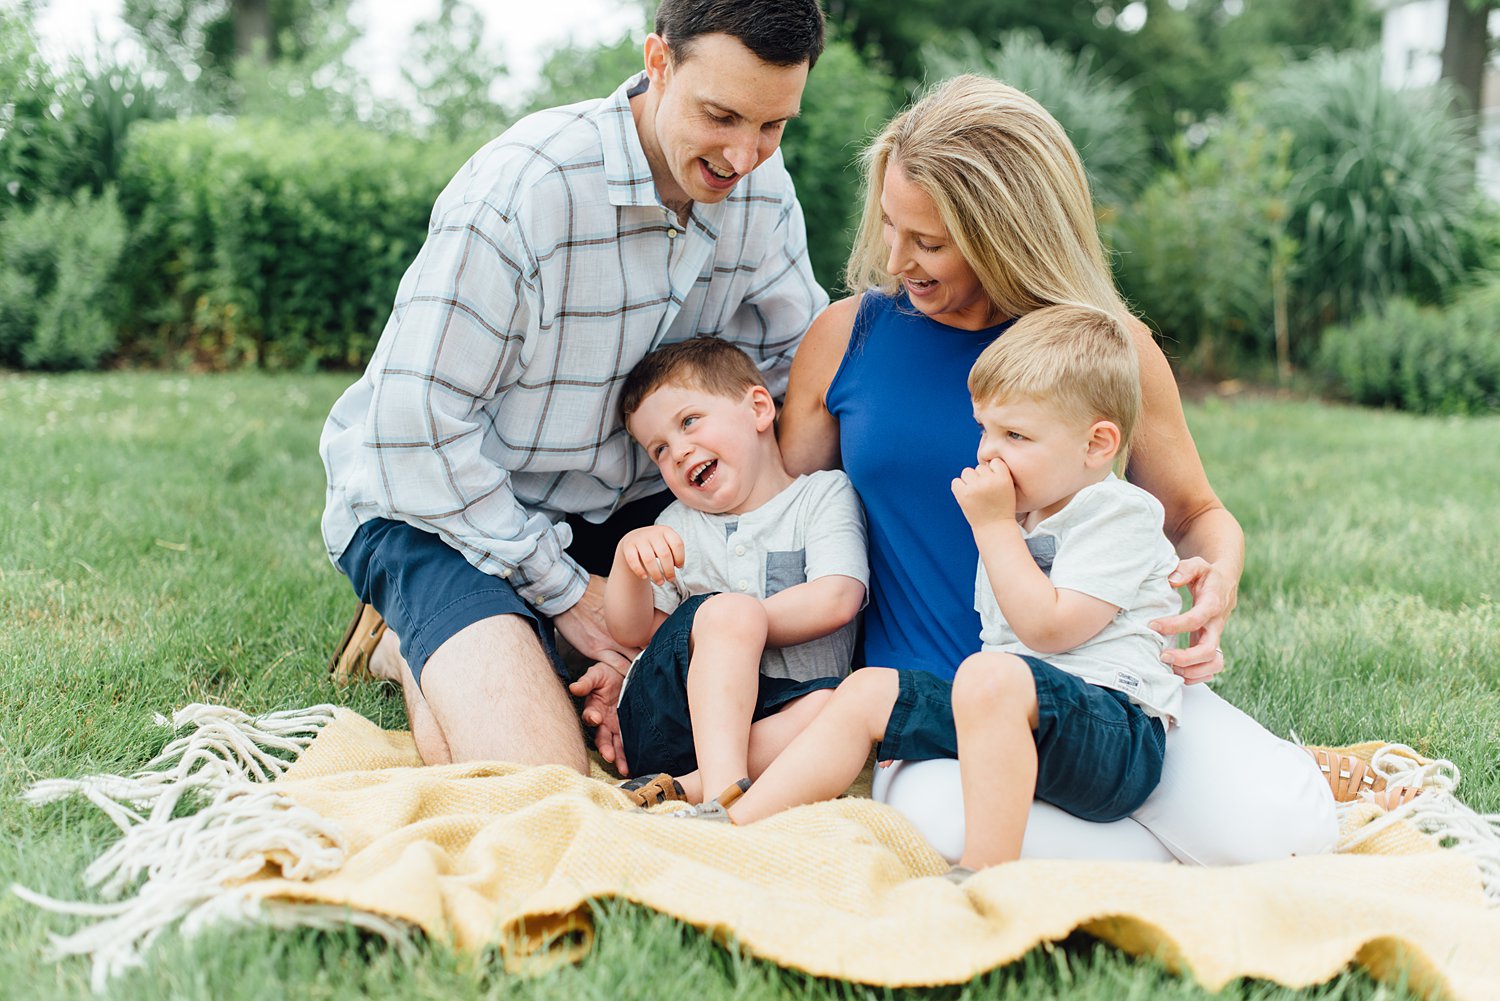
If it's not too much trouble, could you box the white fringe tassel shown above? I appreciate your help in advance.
[1335,743,1500,906]
[10,703,414,991]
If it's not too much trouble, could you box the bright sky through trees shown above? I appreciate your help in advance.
[33,0,644,105]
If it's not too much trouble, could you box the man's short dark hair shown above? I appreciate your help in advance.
[656,0,826,69]
[620,337,766,425]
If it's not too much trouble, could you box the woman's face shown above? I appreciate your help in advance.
[880,161,995,330]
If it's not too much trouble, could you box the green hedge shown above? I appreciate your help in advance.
[115,118,475,369]
[0,189,126,370]
[1316,283,1500,414]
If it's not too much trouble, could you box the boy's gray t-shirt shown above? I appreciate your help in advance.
[975,474,1185,722]
[651,469,868,681]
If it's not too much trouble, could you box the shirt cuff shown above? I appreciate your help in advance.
[513,550,589,617]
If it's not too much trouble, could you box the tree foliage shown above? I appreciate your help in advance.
[122,0,348,111]
[921,30,1148,208]
[402,0,509,142]
[828,0,1380,152]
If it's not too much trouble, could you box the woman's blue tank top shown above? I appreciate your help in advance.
[825,291,1014,679]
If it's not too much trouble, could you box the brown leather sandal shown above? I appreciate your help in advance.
[619,773,688,808]
[328,602,388,686]
[1306,745,1422,808]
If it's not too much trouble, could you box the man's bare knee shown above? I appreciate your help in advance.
[420,614,586,771]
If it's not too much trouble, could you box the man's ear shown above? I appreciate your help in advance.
[1084,419,1122,468]
[644,33,671,87]
[748,385,777,432]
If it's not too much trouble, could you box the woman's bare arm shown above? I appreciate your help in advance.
[778,295,860,476]
[1125,318,1245,683]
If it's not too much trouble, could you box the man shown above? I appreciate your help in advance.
[319,0,828,773]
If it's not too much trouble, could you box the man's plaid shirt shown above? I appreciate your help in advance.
[319,75,828,615]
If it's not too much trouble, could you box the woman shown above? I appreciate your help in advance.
[778,75,1337,863]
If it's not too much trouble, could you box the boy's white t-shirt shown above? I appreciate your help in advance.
[975,473,1185,722]
[651,469,869,681]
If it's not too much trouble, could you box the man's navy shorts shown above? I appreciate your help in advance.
[878,656,1167,823]
[617,593,843,778]
[336,518,566,688]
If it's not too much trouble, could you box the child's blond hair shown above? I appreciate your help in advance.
[969,304,1141,456]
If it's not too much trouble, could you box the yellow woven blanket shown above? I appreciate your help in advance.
[235,710,1498,999]
[18,706,1500,998]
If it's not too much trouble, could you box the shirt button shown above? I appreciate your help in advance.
[737,580,748,591]
[667,228,678,239]
[735,545,746,556]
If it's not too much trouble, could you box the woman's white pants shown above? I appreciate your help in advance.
[871,684,1338,864]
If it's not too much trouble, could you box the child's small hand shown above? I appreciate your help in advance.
[951,458,1017,528]
[616,525,686,585]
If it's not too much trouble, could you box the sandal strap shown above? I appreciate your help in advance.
[715,777,752,809]
[619,773,687,808]
[329,603,388,685]
[1307,746,1386,802]
[1370,784,1423,811]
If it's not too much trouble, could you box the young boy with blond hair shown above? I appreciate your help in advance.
[607,337,868,813]
[698,305,1184,873]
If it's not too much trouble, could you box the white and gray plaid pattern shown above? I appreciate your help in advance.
[320,75,827,615]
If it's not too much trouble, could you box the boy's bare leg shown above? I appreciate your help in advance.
[747,689,834,776]
[673,689,835,802]
[370,614,588,771]
[951,652,1039,868]
[728,669,900,824]
[686,594,769,801]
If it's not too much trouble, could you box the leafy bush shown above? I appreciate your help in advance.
[1105,104,1296,375]
[71,55,175,194]
[1249,49,1479,335]
[781,38,898,291]
[0,9,91,211]
[1317,284,1500,414]
[116,117,475,368]
[0,189,127,370]
[921,30,1149,209]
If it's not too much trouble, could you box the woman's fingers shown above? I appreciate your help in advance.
[1154,557,1231,684]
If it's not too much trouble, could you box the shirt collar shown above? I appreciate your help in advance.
[597,73,728,236]
[600,73,666,209]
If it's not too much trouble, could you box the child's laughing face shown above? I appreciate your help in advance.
[627,381,783,515]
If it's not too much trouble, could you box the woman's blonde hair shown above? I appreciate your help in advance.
[845,74,1128,325]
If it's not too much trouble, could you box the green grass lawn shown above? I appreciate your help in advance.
[2,372,1495,1000]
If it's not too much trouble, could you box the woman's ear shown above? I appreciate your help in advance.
[748,385,777,432]
[1084,419,1123,468]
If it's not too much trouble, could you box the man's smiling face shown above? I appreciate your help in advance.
[637,32,808,209]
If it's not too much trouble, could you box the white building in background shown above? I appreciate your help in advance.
[1379,0,1500,198]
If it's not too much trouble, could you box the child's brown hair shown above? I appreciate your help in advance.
[620,337,766,425]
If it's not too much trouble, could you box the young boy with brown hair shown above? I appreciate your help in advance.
[608,338,868,813]
[697,305,1184,876]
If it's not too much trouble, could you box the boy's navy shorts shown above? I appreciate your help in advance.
[878,656,1167,823]
[336,518,567,689]
[617,593,843,778]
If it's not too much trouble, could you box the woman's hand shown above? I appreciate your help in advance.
[1148,556,1238,684]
